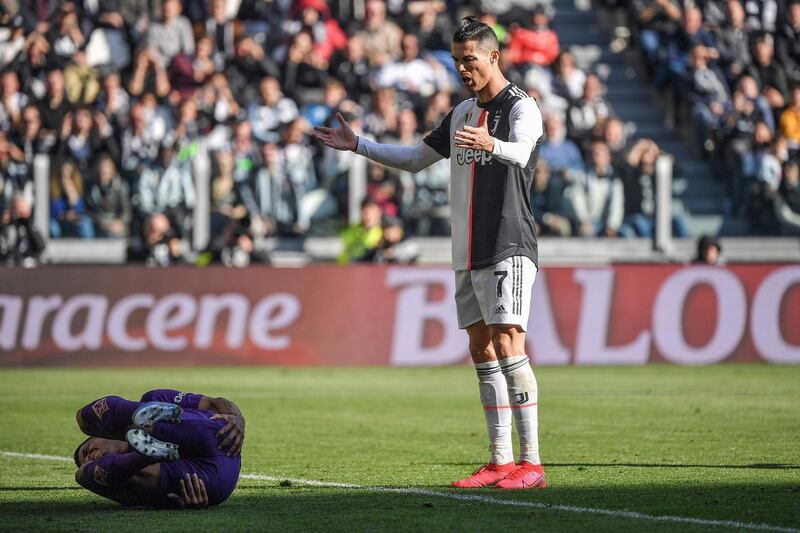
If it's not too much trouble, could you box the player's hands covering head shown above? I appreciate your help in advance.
[311,112,358,152]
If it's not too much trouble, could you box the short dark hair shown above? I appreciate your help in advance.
[74,437,91,467]
[453,16,499,51]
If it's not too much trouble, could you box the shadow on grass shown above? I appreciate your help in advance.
[424,462,800,470]
[1,482,798,532]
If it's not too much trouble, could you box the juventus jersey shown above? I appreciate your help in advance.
[423,82,544,271]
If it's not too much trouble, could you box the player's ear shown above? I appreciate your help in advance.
[490,49,500,64]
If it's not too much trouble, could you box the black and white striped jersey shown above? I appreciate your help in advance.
[423,82,544,271]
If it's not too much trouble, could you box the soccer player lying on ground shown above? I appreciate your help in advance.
[313,17,546,489]
[73,389,244,508]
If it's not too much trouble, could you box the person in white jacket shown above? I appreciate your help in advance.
[564,140,624,237]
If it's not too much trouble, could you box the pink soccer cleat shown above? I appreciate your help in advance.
[451,462,517,488]
[494,461,547,490]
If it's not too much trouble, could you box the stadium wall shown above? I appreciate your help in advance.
[1,264,798,366]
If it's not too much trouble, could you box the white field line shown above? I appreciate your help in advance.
[2,451,797,533]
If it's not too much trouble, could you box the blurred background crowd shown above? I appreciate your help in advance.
[0,0,797,267]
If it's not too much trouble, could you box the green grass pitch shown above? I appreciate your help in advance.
[0,365,798,532]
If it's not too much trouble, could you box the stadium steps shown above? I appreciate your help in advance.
[551,0,746,236]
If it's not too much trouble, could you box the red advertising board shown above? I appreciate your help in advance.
[0,264,798,366]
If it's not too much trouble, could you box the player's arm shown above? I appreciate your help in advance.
[140,389,246,455]
[198,395,246,456]
[312,112,445,173]
[454,99,543,169]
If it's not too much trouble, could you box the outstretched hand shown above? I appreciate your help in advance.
[311,112,358,152]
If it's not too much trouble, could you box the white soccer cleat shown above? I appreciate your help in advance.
[126,428,179,461]
[132,402,182,429]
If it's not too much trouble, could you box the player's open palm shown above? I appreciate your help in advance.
[312,112,357,152]
[169,473,208,509]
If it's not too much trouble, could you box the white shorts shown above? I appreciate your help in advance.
[455,255,537,330]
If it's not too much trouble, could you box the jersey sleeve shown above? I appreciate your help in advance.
[139,389,203,409]
[423,108,454,159]
[491,98,543,168]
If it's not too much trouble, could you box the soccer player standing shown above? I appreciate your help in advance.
[313,17,545,490]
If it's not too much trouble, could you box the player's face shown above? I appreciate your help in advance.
[452,41,497,93]
[77,438,128,466]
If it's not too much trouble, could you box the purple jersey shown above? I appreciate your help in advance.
[139,390,241,506]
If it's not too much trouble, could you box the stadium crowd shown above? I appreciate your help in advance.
[623,0,800,234]
[0,0,796,266]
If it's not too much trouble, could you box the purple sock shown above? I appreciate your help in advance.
[87,452,157,488]
[78,396,140,439]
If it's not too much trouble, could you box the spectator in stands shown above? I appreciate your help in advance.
[37,68,70,137]
[0,70,27,131]
[411,0,453,54]
[564,140,624,237]
[281,117,319,232]
[10,31,49,100]
[552,50,586,103]
[167,35,215,99]
[746,33,790,116]
[365,87,400,139]
[0,131,31,212]
[49,159,94,238]
[134,144,196,235]
[374,32,450,98]
[695,234,723,263]
[531,159,571,236]
[633,0,682,80]
[328,33,372,106]
[128,47,171,98]
[57,105,120,181]
[288,0,347,65]
[780,84,800,156]
[721,89,766,212]
[368,215,418,264]
[618,138,689,237]
[120,100,164,182]
[667,5,717,84]
[248,76,299,145]
[748,136,785,232]
[136,212,186,267]
[226,37,280,107]
[203,0,238,69]
[687,44,729,152]
[715,0,751,84]
[210,148,248,237]
[775,159,800,235]
[147,0,194,66]
[777,0,800,84]
[302,78,348,128]
[48,3,85,64]
[14,105,53,168]
[94,72,130,130]
[507,5,559,68]
[602,117,628,166]
[0,193,45,267]
[337,197,383,264]
[63,49,101,104]
[567,73,612,146]
[541,113,584,173]
[356,0,404,67]
[83,6,130,71]
[86,153,131,238]
[282,31,328,95]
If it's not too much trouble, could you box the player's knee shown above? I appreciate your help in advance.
[75,465,90,487]
[468,341,494,362]
[491,329,517,357]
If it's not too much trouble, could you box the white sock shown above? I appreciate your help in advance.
[499,355,541,465]
[474,361,514,465]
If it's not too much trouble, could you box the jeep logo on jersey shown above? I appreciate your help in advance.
[456,147,492,166]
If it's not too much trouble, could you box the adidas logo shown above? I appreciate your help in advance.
[495,305,507,315]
